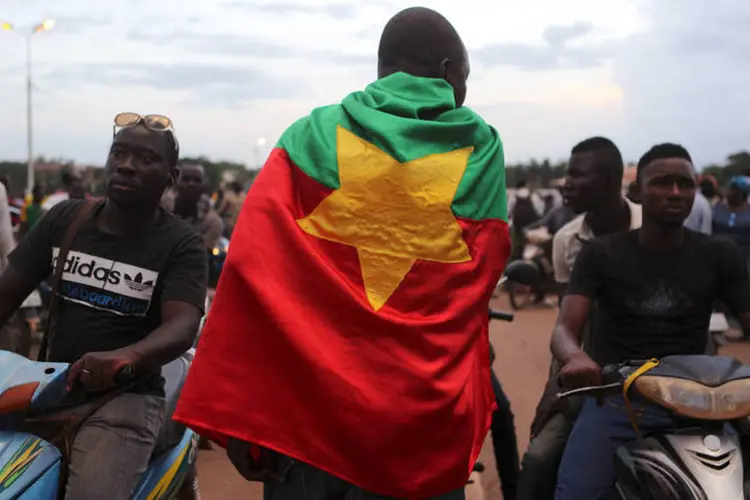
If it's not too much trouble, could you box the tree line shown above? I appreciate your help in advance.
[0,157,260,198]
[0,150,748,197]
[505,151,750,188]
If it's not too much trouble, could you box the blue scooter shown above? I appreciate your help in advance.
[0,348,197,498]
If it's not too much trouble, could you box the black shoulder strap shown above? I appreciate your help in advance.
[38,201,96,362]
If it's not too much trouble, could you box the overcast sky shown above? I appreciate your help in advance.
[0,0,747,168]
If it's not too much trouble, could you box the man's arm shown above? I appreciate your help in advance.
[203,212,223,251]
[551,295,593,363]
[550,241,604,388]
[525,209,554,232]
[0,185,14,267]
[0,265,40,328]
[123,301,202,370]
[120,232,207,370]
[715,241,750,334]
[0,203,60,327]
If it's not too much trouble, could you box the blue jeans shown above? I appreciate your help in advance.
[554,396,674,500]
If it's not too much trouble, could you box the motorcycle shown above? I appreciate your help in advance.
[0,349,198,498]
[558,354,750,499]
[503,227,555,310]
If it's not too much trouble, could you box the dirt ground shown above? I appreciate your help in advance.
[194,296,750,499]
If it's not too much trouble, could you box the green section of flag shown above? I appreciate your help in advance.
[278,72,507,221]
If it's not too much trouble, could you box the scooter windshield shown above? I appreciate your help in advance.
[0,352,68,415]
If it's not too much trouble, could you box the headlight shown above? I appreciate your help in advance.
[635,375,750,420]
[212,248,219,256]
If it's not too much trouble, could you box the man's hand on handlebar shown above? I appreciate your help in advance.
[559,351,601,390]
[67,349,135,392]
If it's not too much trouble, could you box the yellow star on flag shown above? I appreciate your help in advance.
[297,125,474,311]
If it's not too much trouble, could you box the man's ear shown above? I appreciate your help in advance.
[439,58,450,81]
[170,167,179,187]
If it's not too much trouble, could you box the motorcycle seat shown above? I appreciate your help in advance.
[648,355,750,387]
[153,353,190,455]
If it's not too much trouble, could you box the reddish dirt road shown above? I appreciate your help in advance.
[194,297,750,499]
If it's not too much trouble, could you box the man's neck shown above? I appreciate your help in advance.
[98,199,158,236]
[586,196,629,237]
[638,222,685,252]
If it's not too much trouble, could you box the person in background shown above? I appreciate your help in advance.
[172,164,223,252]
[542,192,556,216]
[713,176,750,260]
[518,137,640,500]
[19,184,45,239]
[65,169,87,200]
[699,174,721,207]
[509,179,543,259]
[0,175,11,200]
[552,143,748,499]
[0,179,14,269]
[217,180,245,237]
[41,167,89,212]
[525,202,574,238]
[684,188,712,234]
[711,176,750,341]
[626,181,640,204]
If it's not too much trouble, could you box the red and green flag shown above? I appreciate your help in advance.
[174,72,510,498]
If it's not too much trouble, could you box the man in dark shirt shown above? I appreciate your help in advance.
[551,143,750,499]
[0,113,207,500]
[518,137,635,500]
[167,163,223,251]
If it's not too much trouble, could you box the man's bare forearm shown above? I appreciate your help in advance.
[551,323,584,364]
[121,314,199,371]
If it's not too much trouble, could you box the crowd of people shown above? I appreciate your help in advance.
[3,164,245,254]
[0,5,745,500]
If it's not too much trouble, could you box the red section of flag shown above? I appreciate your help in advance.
[175,148,510,497]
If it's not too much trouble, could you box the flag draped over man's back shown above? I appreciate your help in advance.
[174,72,510,498]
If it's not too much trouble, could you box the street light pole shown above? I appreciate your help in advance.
[2,19,55,194]
[26,33,33,194]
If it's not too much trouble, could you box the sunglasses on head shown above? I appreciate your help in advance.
[113,112,174,136]
[112,112,179,158]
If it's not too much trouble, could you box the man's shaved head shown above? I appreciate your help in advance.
[378,7,469,106]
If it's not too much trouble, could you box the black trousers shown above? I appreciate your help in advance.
[491,370,519,500]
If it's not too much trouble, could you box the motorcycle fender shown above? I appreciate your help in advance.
[614,433,744,500]
[132,430,197,500]
[0,431,61,499]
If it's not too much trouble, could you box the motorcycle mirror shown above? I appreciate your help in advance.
[504,260,540,286]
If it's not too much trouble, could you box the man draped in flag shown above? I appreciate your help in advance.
[174,7,510,499]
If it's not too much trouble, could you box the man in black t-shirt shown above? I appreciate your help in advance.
[551,143,750,500]
[0,113,207,500]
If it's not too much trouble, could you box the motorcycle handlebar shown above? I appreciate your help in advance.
[555,361,644,400]
[113,364,136,385]
[488,310,514,322]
